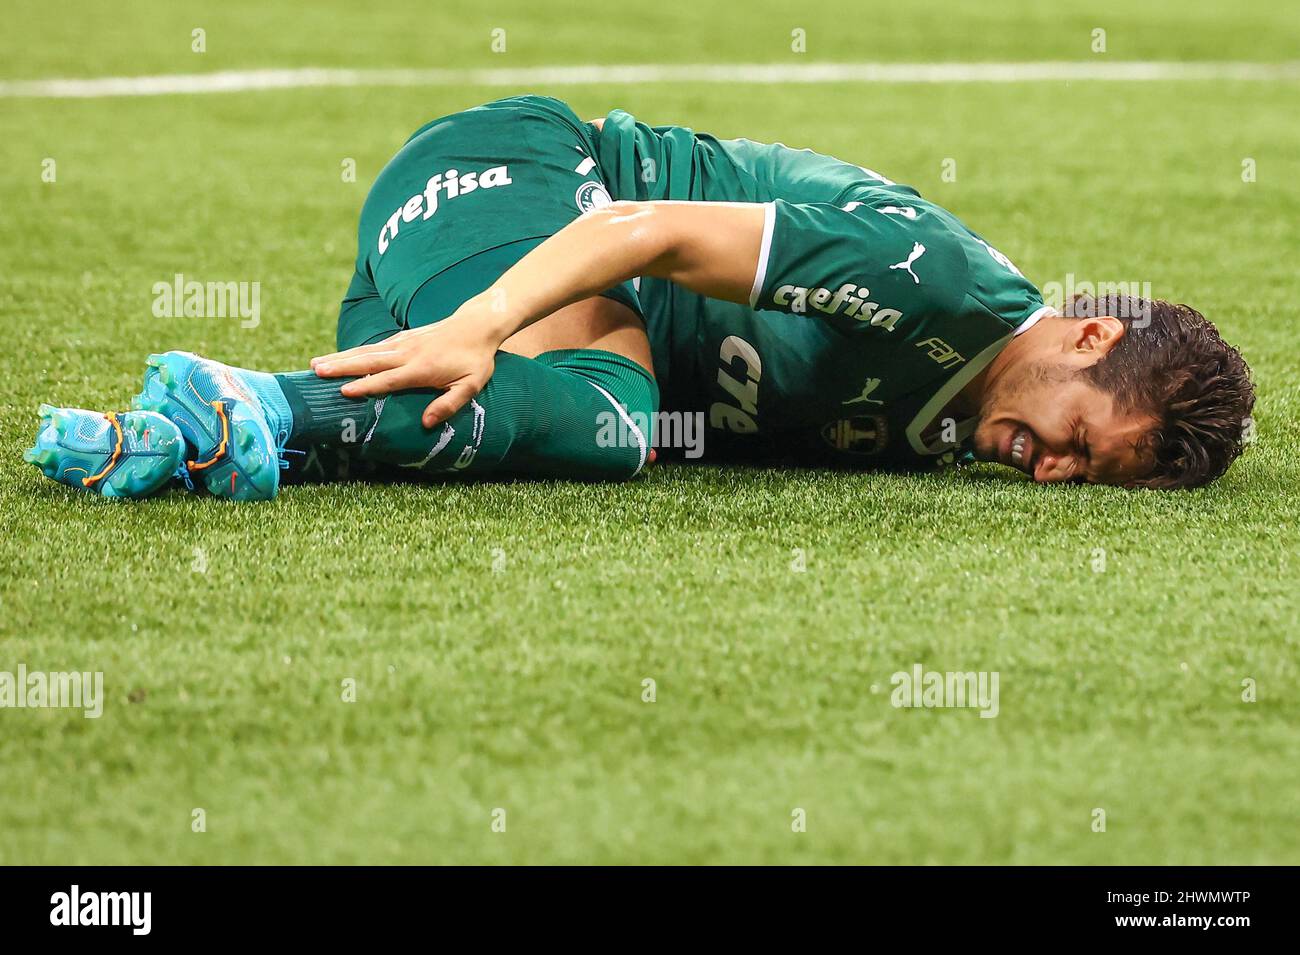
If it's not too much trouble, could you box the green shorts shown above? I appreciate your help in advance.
[339,94,641,348]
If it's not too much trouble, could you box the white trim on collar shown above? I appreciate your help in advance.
[905,331,1015,456]
[1014,304,1057,336]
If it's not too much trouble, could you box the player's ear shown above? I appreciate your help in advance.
[1067,315,1126,357]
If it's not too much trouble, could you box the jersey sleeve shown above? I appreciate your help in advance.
[748,197,969,335]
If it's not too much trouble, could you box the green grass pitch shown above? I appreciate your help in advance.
[1,0,1298,864]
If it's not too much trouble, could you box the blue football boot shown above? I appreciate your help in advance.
[25,405,185,499]
[132,351,287,501]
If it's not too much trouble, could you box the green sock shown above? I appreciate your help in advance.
[275,371,375,448]
[277,350,657,481]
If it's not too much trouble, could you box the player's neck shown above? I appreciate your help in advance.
[957,328,1036,416]
[952,371,986,418]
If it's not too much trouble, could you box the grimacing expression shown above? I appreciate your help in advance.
[972,359,1157,486]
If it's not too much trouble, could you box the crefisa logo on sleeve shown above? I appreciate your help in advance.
[50,885,151,936]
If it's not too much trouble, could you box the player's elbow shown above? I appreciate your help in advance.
[590,200,675,266]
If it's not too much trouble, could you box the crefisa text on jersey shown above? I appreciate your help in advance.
[376,165,514,255]
[772,282,904,330]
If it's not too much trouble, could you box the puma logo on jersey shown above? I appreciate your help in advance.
[889,242,926,284]
[771,283,904,331]
[841,201,915,219]
[880,205,917,220]
[377,165,514,255]
[843,377,884,406]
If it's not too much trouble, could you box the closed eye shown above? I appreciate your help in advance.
[1072,427,1093,482]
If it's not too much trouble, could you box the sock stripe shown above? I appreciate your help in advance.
[587,382,647,476]
[275,370,371,446]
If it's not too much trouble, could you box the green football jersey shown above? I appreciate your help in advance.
[591,109,1053,468]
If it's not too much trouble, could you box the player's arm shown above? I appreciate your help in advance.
[310,201,768,424]
[480,200,768,315]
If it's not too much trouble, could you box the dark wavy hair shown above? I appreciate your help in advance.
[1064,294,1254,488]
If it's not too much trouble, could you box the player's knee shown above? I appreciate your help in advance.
[357,349,660,481]
[552,349,659,482]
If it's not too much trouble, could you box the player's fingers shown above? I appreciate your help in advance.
[339,366,420,398]
[422,382,478,428]
[310,341,395,369]
[310,347,368,369]
[314,349,404,379]
[310,332,410,369]
[310,352,342,369]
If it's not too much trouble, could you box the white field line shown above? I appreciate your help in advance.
[3,61,1300,99]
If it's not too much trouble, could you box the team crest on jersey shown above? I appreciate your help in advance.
[821,414,889,456]
[575,180,612,213]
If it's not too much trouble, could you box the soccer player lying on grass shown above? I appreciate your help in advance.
[27,95,1254,499]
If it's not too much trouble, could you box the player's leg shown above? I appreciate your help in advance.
[274,245,657,481]
[275,96,657,483]
[135,312,656,494]
[133,246,657,494]
[127,94,656,498]
[133,317,656,498]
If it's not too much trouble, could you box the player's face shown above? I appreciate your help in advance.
[971,360,1156,486]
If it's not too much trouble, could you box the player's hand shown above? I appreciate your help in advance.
[310,305,502,428]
